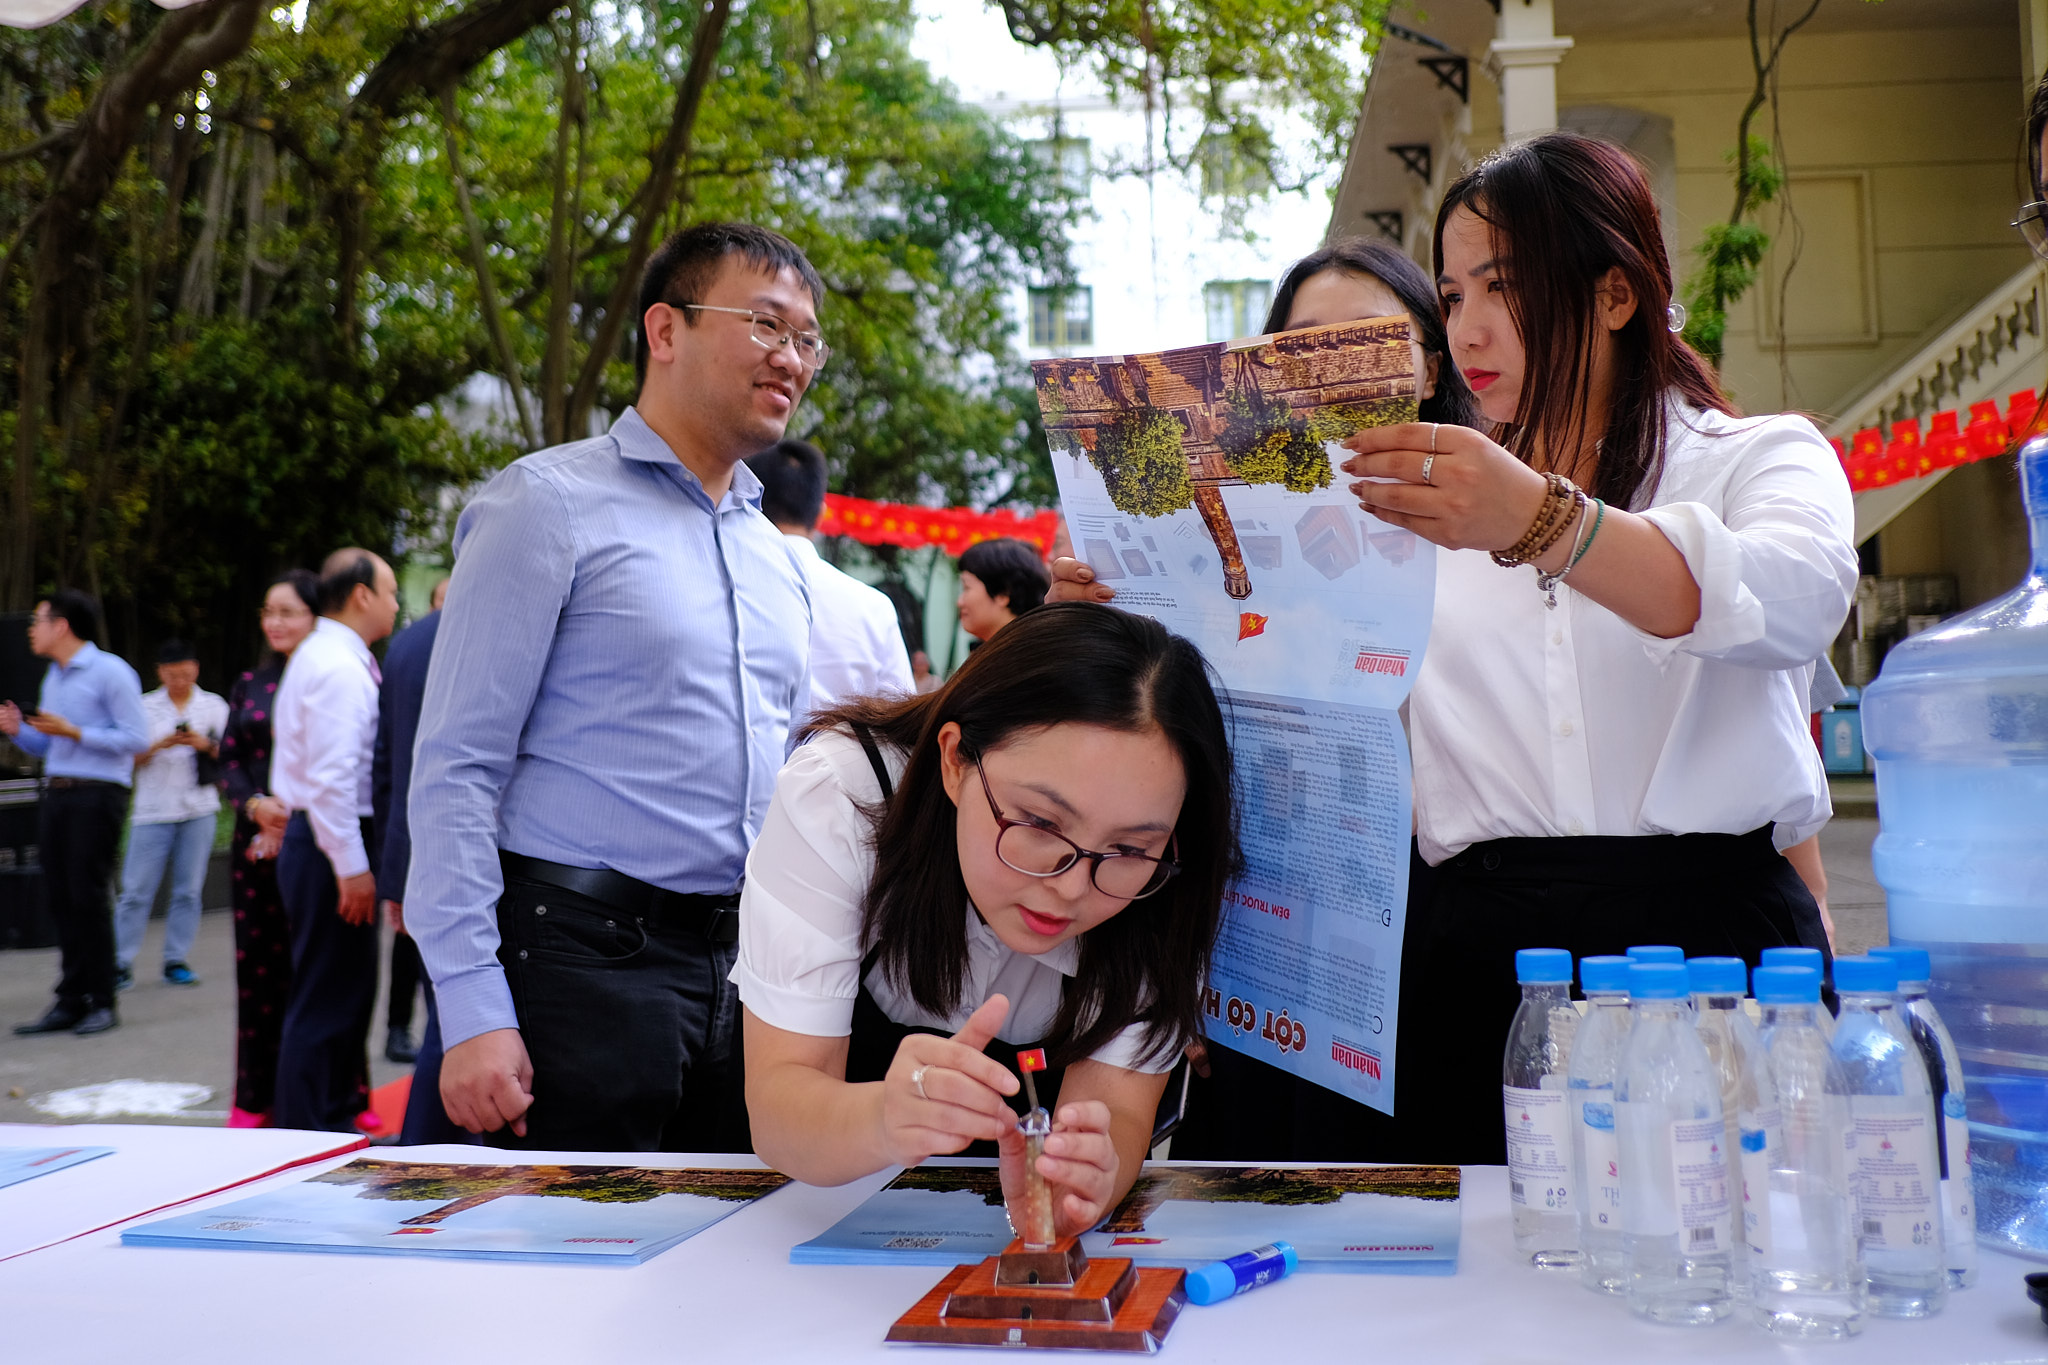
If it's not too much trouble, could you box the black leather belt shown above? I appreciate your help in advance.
[500,852,740,944]
[45,777,126,792]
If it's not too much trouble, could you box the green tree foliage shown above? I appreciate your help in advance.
[1088,408,1193,517]
[991,0,1388,201]
[0,0,1072,677]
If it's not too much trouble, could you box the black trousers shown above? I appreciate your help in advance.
[387,931,422,1031]
[41,783,128,1009]
[274,814,378,1132]
[1174,829,1829,1168]
[488,865,749,1154]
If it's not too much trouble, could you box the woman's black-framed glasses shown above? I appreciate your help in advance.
[2015,202,2048,261]
[974,762,1179,901]
[676,303,831,371]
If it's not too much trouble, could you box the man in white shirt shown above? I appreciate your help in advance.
[268,548,399,1132]
[112,639,230,991]
[744,438,912,715]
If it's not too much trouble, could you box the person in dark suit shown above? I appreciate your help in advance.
[370,592,471,1145]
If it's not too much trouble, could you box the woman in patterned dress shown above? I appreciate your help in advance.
[217,569,319,1127]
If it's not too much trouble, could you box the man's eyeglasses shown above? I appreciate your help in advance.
[2014,202,2048,261]
[674,303,831,371]
[974,761,1179,901]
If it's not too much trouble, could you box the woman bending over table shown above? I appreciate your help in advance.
[736,602,1241,1233]
[1056,133,1855,1166]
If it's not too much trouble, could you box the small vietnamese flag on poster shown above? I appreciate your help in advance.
[1238,612,1269,641]
[1017,1048,1047,1073]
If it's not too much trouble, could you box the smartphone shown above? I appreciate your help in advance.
[175,720,190,733]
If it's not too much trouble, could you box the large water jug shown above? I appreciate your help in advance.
[1861,433,2048,1262]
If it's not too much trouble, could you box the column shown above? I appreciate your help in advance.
[1487,0,1574,142]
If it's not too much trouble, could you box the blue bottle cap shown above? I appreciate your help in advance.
[1868,945,1931,983]
[1759,947,1825,975]
[1628,962,1690,1000]
[1515,948,1573,985]
[1752,966,1821,1004]
[1579,955,1633,993]
[1832,955,1900,994]
[1686,956,1748,995]
[1626,945,1685,965]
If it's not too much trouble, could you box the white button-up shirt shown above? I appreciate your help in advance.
[1412,404,1857,864]
[130,686,229,825]
[272,616,381,878]
[732,729,1174,1074]
[783,535,913,716]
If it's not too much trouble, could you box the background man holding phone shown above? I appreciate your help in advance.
[2,590,148,1037]
[112,638,229,992]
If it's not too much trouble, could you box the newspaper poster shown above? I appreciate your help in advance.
[1034,317,1431,1113]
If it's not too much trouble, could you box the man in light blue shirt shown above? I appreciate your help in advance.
[2,591,147,1036]
[407,221,820,1152]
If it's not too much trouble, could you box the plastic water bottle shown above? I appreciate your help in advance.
[1750,966,1865,1339]
[1861,431,2048,1262]
[1831,955,1947,1318]
[1871,944,1977,1288]
[1689,957,1778,1304]
[1760,947,1834,1034]
[1616,961,1735,1324]
[1568,955,1633,1294]
[1504,948,1580,1267]
[1628,944,1686,966]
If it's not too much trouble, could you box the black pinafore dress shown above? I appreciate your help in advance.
[840,728,1064,1156]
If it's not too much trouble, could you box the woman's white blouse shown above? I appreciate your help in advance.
[1411,404,1857,865]
[731,729,1175,1075]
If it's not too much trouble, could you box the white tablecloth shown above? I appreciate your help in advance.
[0,1123,363,1262]
[1,1129,2043,1363]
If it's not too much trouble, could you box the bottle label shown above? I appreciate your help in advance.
[1621,1112,1732,1248]
[1504,1085,1573,1214]
[1941,1110,1975,1259]
[1671,1117,1734,1254]
[1851,1101,1941,1251]
[1740,1107,1779,1259]
[1578,1091,1621,1227]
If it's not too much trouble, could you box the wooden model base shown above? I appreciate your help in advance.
[886,1236,1185,1353]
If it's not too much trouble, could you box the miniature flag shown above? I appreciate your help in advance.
[1017,1048,1047,1074]
[1238,612,1269,641]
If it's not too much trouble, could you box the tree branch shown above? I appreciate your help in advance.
[439,85,540,448]
[351,0,568,119]
[563,0,734,431]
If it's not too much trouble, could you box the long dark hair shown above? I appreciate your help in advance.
[811,603,1241,1070]
[1434,132,1733,512]
[1263,237,1482,431]
[2029,64,2048,199]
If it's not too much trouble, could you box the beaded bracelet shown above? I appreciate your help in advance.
[1492,473,1582,567]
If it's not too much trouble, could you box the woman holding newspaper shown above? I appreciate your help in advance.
[1052,132,1853,1166]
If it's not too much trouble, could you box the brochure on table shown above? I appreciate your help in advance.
[794,1159,1459,1274]
[123,1158,791,1264]
[0,1145,113,1189]
[0,1123,367,1262]
[1035,317,1432,1112]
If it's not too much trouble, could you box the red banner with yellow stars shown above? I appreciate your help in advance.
[817,494,1060,557]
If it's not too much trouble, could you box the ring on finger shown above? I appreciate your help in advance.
[911,1067,929,1100]
[1430,422,1441,454]
[1419,453,1436,485]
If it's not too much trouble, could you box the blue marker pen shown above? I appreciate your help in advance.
[1182,1241,1299,1305]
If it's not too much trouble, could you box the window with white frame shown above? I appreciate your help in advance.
[1028,286,1094,349]
[1204,280,1272,342]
